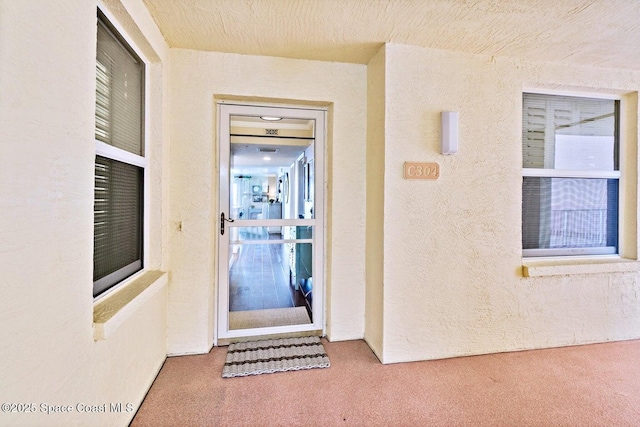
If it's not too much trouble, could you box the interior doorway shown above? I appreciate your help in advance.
[217,103,325,341]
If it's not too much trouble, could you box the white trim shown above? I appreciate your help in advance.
[618,95,631,258]
[142,50,151,272]
[313,110,326,337]
[521,91,623,259]
[230,119,314,131]
[228,219,315,227]
[523,247,617,257]
[523,87,623,100]
[93,260,142,296]
[95,140,147,168]
[93,269,145,303]
[230,239,314,245]
[93,5,149,299]
[217,103,326,343]
[523,168,620,179]
[218,105,231,338]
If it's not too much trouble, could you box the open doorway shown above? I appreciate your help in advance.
[217,103,325,341]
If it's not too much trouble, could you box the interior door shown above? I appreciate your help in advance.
[217,103,325,341]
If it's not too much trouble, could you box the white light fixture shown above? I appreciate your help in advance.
[263,156,271,161]
[260,116,282,121]
[441,111,458,155]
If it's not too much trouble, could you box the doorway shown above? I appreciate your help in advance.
[217,103,325,341]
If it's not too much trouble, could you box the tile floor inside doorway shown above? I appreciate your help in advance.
[229,233,305,312]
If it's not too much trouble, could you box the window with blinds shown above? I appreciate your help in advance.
[522,93,619,257]
[94,11,145,297]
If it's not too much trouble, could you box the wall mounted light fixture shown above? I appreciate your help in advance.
[441,111,458,155]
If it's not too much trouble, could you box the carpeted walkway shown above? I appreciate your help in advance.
[131,339,640,426]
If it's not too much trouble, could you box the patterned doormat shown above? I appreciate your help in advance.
[222,336,330,378]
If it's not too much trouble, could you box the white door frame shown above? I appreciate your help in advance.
[216,102,326,342]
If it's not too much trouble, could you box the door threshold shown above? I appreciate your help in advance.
[217,329,323,347]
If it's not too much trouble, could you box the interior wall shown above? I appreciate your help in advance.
[0,0,170,425]
[168,49,367,354]
[377,43,640,363]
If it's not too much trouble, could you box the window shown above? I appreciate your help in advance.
[94,11,145,297]
[522,93,619,257]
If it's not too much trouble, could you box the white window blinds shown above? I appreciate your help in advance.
[95,20,144,156]
[522,93,619,257]
[93,12,145,297]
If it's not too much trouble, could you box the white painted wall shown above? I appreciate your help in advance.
[168,49,367,354]
[0,0,169,425]
[365,45,386,359]
[373,43,640,363]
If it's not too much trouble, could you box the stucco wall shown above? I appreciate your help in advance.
[168,49,367,354]
[365,45,386,359]
[0,1,169,425]
[377,43,640,363]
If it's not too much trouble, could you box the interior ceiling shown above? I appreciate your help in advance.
[230,115,313,174]
[142,0,640,69]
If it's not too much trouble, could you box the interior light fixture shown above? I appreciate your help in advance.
[260,116,282,121]
[263,156,271,161]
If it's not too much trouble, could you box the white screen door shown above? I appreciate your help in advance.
[218,103,325,340]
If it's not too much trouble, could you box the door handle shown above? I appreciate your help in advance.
[220,212,235,235]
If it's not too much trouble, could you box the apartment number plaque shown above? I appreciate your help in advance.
[403,162,439,180]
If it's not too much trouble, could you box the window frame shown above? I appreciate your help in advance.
[93,7,149,299]
[522,90,622,258]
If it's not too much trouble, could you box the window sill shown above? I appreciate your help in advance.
[93,270,167,341]
[522,257,640,277]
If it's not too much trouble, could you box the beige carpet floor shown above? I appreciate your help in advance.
[131,338,640,426]
[229,306,311,330]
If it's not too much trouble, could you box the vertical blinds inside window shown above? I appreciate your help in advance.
[96,19,144,156]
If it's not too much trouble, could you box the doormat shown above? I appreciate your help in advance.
[222,336,330,378]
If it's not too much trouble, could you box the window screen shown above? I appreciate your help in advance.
[93,157,143,295]
[94,11,145,297]
[96,19,143,156]
[522,93,619,257]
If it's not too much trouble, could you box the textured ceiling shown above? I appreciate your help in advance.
[142,0,640,70]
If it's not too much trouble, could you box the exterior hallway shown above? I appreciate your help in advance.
[131,339,640,426]
[5,2,640,426]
